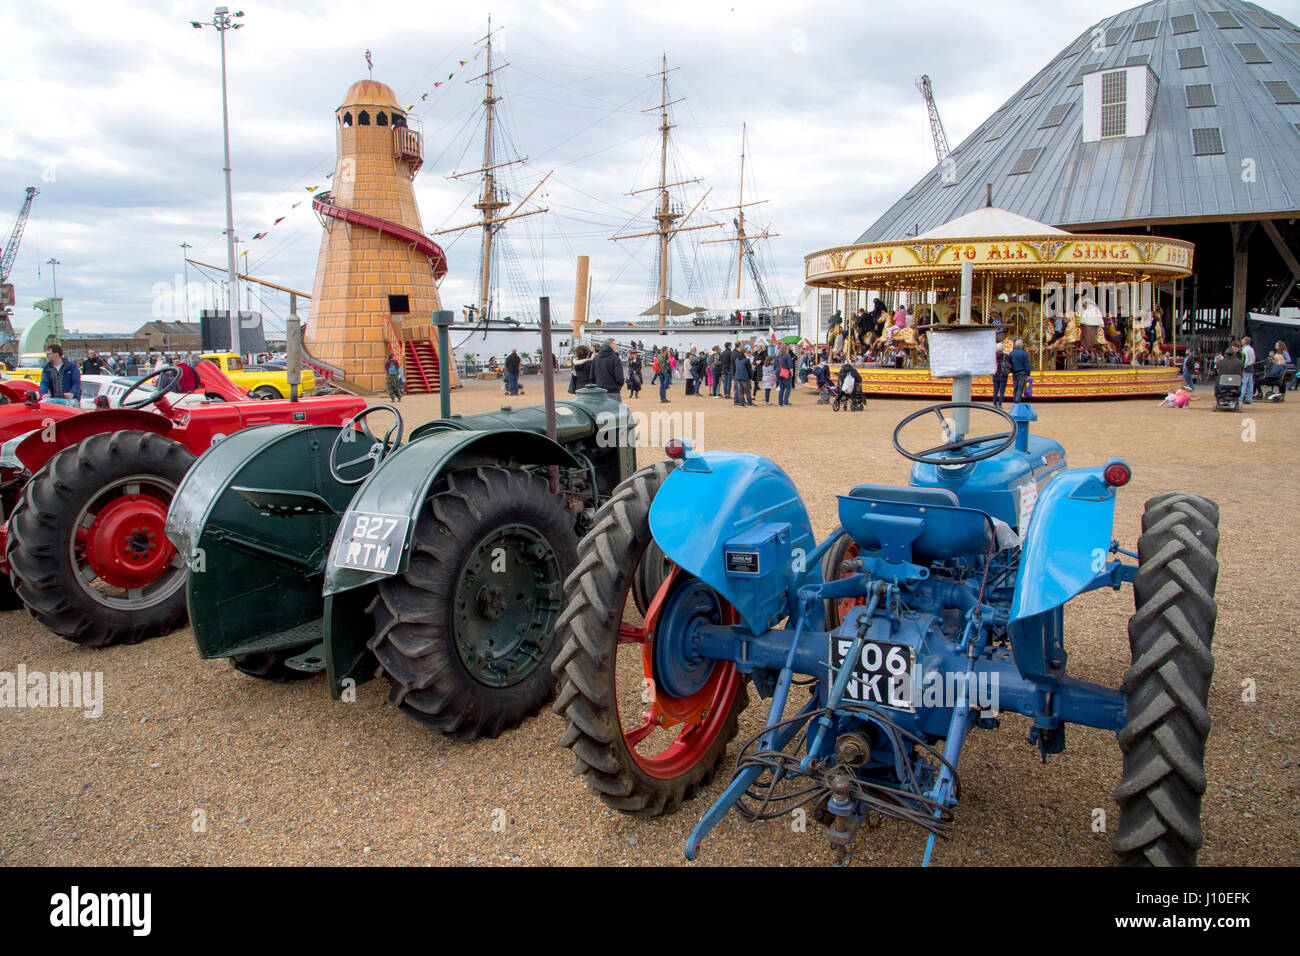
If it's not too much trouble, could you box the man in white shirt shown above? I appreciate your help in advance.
[1241,336,1257,404]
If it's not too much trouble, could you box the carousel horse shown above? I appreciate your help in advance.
[1041,313,1081,354]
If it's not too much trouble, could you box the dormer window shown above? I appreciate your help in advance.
[1082,65,1158,141]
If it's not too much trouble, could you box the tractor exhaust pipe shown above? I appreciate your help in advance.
[539,296,559,494]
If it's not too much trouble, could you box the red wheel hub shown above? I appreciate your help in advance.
[619,566,743,781]
[83,494,175,588]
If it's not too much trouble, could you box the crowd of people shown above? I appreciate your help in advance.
[550,338,804,407]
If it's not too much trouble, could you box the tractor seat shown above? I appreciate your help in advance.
[838,485,991,566]
[848,483,960,509]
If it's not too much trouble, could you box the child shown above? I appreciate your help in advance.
[1157,386,1198,408]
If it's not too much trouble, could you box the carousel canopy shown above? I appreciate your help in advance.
[915,206,1068,240]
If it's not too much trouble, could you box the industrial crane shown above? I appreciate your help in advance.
[915,75,950,163]
[1,187,39,353]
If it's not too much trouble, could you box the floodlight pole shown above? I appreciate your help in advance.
[192,6,245,357]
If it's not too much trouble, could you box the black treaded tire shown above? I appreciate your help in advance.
[1113,491,1219,866]
[821,533,857,629]
[252,386,281,400]
[367,466,578,740]
[6,430,195,646]
[551,460,748,817]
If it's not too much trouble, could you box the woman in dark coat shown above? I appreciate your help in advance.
[569,345,595,392]
[627,350,643,398]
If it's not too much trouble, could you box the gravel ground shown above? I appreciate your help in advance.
[1,375,1296,867]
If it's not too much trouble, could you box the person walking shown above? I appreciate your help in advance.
[1181,348,1197,390]
[81,349,106,375]
[733,346,752,407]
[1240,336,1256,404]
[627,349,642,398]
[1009,339,1032,404]
[569,344,595,393]
[777,344,794,405]
[657,349,673,403]
[39,344,81,406]
[384,351,403,402]
[592,337,625,402]
[761,352,776,405]
[503,348,521,396]
[992,339,1011,408]
[710,347,723,396]
[721,343,734,400]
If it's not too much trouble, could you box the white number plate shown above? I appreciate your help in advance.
[831,636,915,711]
[333,511,410,575]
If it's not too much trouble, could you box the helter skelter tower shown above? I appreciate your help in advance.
[307,79,456,394]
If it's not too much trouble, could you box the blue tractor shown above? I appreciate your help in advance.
[552,398,1219,865]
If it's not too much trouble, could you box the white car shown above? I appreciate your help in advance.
[79,375,219,411]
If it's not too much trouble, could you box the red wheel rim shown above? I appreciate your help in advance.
[82,494,175,588]
[617,566,742,781]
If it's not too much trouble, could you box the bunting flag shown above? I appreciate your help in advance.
[251,232,267,240]
[306,186,318,193]
[273,217,285,225]
[459,60,467,66]
[291,201,301,209]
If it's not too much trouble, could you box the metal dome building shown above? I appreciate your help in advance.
[857,0,1300,340]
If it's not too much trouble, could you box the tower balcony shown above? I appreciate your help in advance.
[394,126,423,178]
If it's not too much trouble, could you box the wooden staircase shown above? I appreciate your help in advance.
[403,338,440,393]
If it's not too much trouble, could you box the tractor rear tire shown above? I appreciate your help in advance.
[552,461,748,817]
[821,533,859,629]
[368,466,578,739]
[1113,492,1219,866]
[6,431,195,646]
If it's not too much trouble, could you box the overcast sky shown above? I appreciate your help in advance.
[4,0,1299,337]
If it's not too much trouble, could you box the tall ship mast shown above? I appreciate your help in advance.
[611,55,718,329]
[704,123,779,312]
[432,16,549,326]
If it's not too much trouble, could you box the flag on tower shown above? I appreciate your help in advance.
[365,49,373,75]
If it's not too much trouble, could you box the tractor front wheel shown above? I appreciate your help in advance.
[6,431,195,646]
[552,461,747,816]
[368,466,578,739]
[1113,492,1219,866]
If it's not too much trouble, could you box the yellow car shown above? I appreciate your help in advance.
[8,353,47,383]
[198,351,316,400]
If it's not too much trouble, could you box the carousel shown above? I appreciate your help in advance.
[804,205,1194,399]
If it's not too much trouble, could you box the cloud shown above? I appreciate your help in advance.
[4,0,1294,337]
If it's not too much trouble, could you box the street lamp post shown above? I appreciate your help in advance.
[191,6,245,356]
[45,257,60,297]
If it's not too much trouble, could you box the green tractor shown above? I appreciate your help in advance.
[164,386,636,739]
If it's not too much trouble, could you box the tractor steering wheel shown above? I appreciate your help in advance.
[329,405,404,485]
[892,401,1017,465]
[119,366,182,409]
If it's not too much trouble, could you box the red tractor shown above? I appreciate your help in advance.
[0,365,365,646]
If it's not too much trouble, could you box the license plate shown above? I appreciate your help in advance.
[830,636,915,711]
[332,511,409,575]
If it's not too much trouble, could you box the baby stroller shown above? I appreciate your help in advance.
[1213,374,1242,412]
[832,363,866,412]
[813,363,835,404]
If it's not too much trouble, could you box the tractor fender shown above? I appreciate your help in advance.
[1009,464,1120,622]
[322,428,580,597]
[648,451,819,636]
[12,409,173,475]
